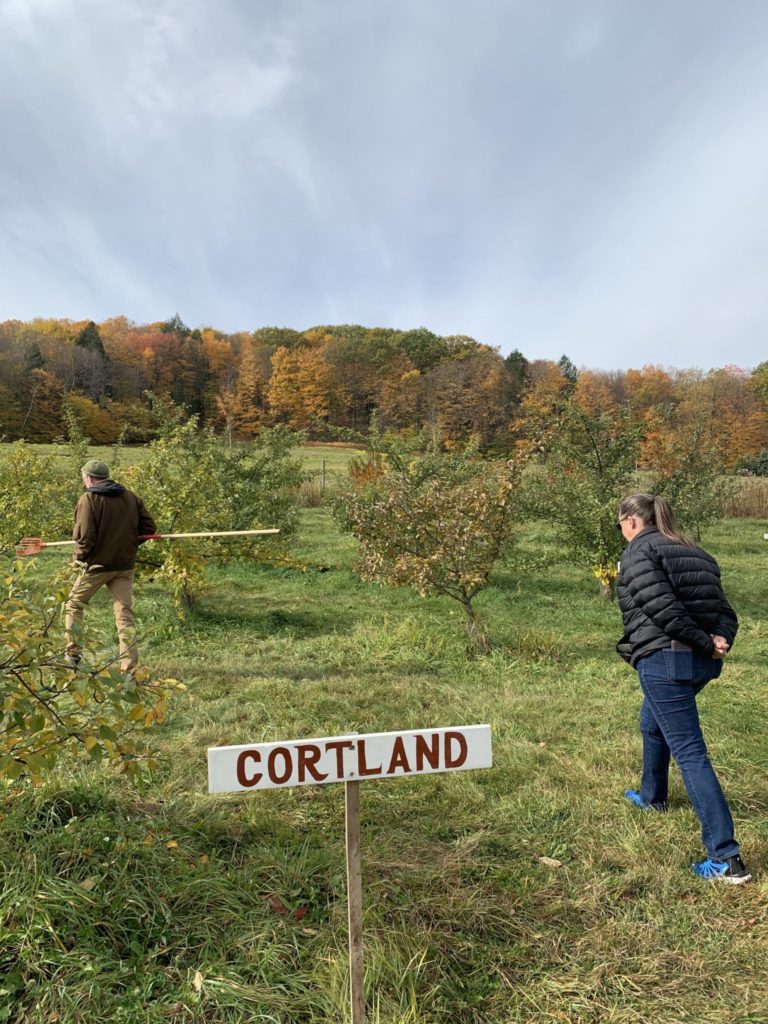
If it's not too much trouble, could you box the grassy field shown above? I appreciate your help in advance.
[16,441,362,509]
[11,439,768,516]
[2,457,768,1022]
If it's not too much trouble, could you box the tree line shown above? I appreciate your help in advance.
[1,314,768,471]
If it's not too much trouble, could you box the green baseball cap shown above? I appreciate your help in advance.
[81,459,110,479]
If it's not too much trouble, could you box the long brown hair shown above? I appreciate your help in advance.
[619,493,694,546]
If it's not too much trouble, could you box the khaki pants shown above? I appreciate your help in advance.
[65,568,138,672]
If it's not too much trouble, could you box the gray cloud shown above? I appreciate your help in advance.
[1,0,767,369]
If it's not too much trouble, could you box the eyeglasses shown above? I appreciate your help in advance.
[615,518,626,533]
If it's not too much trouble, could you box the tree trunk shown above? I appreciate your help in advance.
[460,597,489,654]
[597,578,616,601]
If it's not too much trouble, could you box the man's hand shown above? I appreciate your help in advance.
[74,559,88,571]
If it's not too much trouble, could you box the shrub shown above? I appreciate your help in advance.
[519,403,642,599]
[124,400,304,611]
[337,445,522,651]
[0,557,171,784]
[0,442,80,554]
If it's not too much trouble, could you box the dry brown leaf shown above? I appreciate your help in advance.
[538,855,563,868]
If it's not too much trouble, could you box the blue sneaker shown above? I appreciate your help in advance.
[692,855,751,885]
[624,789,667,812]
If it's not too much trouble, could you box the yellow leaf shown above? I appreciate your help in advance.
[166,840,178,850]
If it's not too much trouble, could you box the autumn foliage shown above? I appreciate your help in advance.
[1,316,767,468]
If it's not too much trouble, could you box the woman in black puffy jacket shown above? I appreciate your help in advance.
[617,493,750,884]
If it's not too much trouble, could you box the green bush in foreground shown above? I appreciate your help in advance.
[0,557,171,784]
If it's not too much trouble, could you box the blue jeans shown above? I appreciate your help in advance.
[637,649,739,861]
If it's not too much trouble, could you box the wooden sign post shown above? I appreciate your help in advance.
[346,778,364,1022]
[208,724,492,1023]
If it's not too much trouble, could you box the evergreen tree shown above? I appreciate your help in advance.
[75,320,106,356]
[558,354,579,383]
[504,349,530,406]
[23,342,44,372]
[160,313,191,337]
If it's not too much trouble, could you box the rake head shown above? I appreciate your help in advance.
[16,537,50,557]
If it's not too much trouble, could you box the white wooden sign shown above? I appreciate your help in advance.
[208,724,492,794]
[207,724,492,1024]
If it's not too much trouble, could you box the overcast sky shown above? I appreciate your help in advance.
[1,0,767,370]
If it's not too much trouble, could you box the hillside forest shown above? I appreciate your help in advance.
[2,314,768,471]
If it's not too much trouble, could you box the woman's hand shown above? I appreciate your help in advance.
[711,634,730,659]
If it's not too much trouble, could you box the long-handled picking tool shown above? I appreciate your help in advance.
[16,528,280,557]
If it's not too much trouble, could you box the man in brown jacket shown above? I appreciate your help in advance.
[65,459,156,673]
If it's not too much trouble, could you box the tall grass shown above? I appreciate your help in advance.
[721,476,768,519]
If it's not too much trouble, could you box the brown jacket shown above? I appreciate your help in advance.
[73,480,156,571]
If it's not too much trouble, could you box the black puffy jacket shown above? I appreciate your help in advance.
[617,527,738,667]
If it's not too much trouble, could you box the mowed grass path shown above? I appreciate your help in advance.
[3,498,768,1022]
